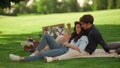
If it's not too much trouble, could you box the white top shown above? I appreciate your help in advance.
[70,36,88,52]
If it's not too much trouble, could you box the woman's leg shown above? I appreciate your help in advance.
[9,47,68,61]
[33,34,61,55]
[54,49,81,60]
[24,47,68,61]
[45,49,81,62]
[45,49,89,62]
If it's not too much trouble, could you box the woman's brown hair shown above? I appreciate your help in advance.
[69,21,84,43]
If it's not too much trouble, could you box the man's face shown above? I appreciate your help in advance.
[81,22,90,30]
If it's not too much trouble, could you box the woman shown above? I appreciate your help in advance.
[45,22,89,62]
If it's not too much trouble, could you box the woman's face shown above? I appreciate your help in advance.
[75,24,81,34]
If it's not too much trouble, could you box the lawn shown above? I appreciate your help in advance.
[0,9,120,68]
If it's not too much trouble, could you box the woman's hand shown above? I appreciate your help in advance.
[64,43,80,53]
[66,23,71,35]
[66,23,71,29]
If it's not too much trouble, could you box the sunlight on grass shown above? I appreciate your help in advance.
[0,9,120,34]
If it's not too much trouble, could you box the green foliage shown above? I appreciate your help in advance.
[0,0,10,8]
[13,1,37,15]
[92,0,108,10]
[0,7,3,14]
[36,0,59,14]
[0,0,24,8]
[36,0,80,14]
[116,0,120,8]
[63,0,80,12]
[1,0,120,15]
[80,0,92,12]
[108,0,117,9]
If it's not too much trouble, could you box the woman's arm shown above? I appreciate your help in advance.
[66,23,71,36]
[65,43,80,52]
[64,36,88,53]
[78,36,88,52]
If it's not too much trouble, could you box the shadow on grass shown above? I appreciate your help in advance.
[0,24,120,50]
[0,24,120,68]
[0,32,43,54]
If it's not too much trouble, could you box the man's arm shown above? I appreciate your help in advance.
[94,31,110,53]
[78,36,88,52]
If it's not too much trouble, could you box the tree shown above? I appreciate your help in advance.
[0,0,24,8]
[36,0,80,14]
[80,0,92,12]
[36,0,59,14]
[116,0,120,8]
[65,0,80,12]
[92,0,108,10]
[0,7,3,14]
[108,0,117,9]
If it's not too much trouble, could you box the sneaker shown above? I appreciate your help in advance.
[9,54,20,61]
[30,53,36,56]
[44,56,53,63]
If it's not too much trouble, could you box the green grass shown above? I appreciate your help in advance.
[0,9,120,68]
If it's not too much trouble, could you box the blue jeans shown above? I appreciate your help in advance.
[24,34,68,61]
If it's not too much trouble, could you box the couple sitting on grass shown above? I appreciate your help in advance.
[9,14,119,62]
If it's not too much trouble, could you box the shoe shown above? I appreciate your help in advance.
[44,56,53,63]
[30,53,36,56]
[9,54,20,61]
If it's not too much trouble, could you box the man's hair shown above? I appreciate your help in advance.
[80,14,94,24]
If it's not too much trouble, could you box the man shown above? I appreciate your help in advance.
[80,14,110,55]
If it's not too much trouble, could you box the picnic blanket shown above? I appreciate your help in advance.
[77,49,117,58]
